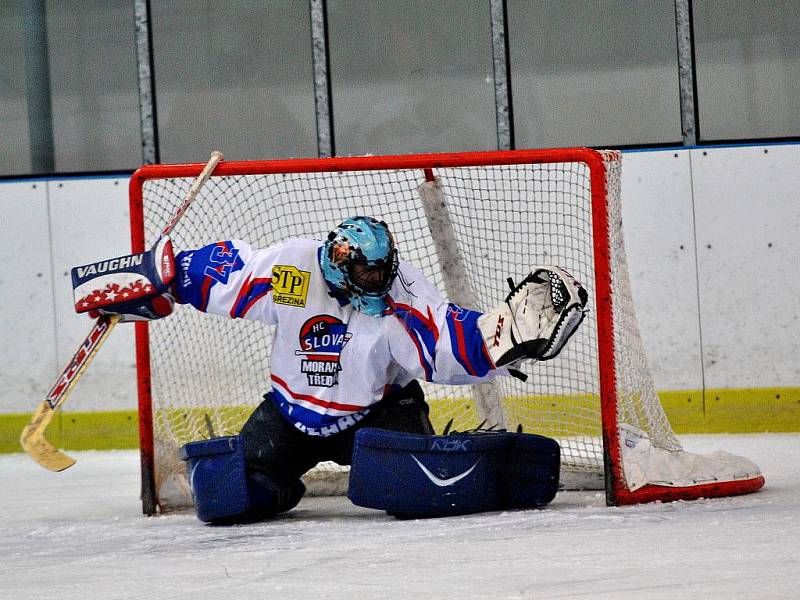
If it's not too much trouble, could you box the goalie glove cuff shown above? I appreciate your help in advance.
[478,302,519,368]
[478,266,587,368]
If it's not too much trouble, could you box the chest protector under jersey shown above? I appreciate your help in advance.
[174,238,505,436]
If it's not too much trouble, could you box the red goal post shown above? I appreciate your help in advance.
[130,148,764,515]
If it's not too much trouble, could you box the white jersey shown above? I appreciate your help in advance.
[174,238,504,436]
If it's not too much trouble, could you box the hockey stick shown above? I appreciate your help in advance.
[20,151,224,471]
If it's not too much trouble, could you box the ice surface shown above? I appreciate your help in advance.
[1,434,798,600]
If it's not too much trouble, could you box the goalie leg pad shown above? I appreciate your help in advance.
[503,433,561,509]
[180,435,304,524]
[181,436,249,523]
[348,428,561,518]
[348,428,506,518]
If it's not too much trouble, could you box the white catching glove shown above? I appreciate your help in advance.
[478,266,588,368]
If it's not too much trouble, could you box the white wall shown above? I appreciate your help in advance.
[1,144,798,414]
[621,150,704,392]
[0,176,136,413]
[621,145,800,391]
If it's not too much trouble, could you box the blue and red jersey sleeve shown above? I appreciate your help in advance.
[174,240,277,323]
[443,303,496,378]
[386,263,501,385]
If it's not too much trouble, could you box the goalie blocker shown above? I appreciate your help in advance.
[71,236,176,322]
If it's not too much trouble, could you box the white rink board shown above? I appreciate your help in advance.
[47,177,137,413]
[1,144,798,414]
[0,181,58,406]
[620,150,703,391]
[0,177,136,413]
[691,145,800,389]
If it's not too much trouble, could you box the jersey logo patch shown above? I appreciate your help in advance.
[295,315,352,387]
[203,244,243,284]
[410,455,481,487]
[271,265,310,307]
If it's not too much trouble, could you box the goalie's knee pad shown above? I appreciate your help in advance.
[348,428,560,518]
[180,435,305,524]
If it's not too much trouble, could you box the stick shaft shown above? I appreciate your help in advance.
[20,315,120,471]
[162,151,223,236]
[21,151,224,471]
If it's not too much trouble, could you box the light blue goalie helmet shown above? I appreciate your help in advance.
[319,216,399,316]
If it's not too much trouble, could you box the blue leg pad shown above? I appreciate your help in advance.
[349,428,504,517]
[503,433,561,508]
[180,435,304,523]
[348,428,561,518]
[181,436,250,523]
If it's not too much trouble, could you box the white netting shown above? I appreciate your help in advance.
[602,151,681,453]
[134,151,677,510]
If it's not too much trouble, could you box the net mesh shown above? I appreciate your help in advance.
[602,151,681,454]
[135,151,680,509]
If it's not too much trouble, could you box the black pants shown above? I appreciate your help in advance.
[239,380,434,486]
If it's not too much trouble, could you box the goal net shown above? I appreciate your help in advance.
[130,148,764,515]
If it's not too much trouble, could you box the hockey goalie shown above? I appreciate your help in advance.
[73,216,587,522]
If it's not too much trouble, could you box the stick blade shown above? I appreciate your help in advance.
[20,315,120,472]
[20,424,76,471]
[20,399,76,471]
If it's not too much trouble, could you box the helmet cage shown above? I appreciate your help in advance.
[343,247,397,296]
[321,217,399,310]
